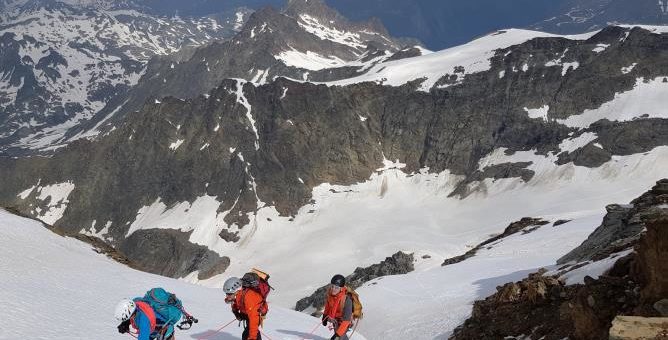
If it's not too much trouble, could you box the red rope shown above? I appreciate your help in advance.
[195,318,237,340]
[260,329,275,340]
[299,322,322,340]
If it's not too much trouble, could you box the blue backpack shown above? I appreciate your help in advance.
[140,288,184,337]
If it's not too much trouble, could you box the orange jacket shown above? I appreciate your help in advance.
[232,288,264,340]
[323,287,353,337]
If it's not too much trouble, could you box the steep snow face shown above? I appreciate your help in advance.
[325,29,598,91]
[0,2,248,152]
[0,209,367,340]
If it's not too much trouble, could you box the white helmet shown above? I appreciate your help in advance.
[114,299,136,322]
[223,277,242,295]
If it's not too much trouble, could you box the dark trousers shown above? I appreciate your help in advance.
[242,327,262,340]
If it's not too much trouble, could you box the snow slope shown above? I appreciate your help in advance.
[0,209,366,340]
[159,145,665,307]
[357,213,606,339]
[323,29,598,91]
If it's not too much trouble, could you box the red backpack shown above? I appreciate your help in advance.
[240,268,273,316]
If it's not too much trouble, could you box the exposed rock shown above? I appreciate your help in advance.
[450,162,535,198]
[559,179,668,264]
[609,316,668,340]
[634,204,668,306]
[119,229,230,279]
[450,180,668,340]
[385,47,423,62]
[295,251,414,314]
[443,218,549,266]
[553,219,572,226]
[654,299,668,317]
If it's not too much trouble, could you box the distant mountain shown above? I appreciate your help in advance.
[0,0,251,152]
[326,0,668,49]
[0,0,417,154]
[532,0,668,33]
[59,0,666,50]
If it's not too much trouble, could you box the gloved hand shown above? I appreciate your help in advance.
[322,316,328,326]
[330,335,340,340]
[117,320,130,334]
[234,310,244,321]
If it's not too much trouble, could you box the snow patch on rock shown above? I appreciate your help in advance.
[558,77,668,128]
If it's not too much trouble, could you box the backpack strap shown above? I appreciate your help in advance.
[135,301,157,332]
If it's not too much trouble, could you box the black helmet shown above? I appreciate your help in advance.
[330,274,346,287]
[241,272,259,288]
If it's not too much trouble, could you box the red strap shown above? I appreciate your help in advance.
[135,301,157,331]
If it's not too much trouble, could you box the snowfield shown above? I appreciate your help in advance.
[357,213,608,339]
[0,209,366,340]
[323,29,598,91]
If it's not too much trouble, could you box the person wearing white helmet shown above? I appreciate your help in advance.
[114,298,163,340]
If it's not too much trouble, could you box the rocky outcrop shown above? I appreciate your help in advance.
[609,316,668,340]
[119,229,230,279]
[443,218,549,266]
[450,180,668,340]
[559,179,668,264]
[295,251,414,314]
[449,163,535,198]
[634,206,668,307]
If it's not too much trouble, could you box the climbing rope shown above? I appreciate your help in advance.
[195,318,237,340]
[298,321,322,340]
[260,329,275,340]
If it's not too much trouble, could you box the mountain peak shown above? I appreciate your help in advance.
[284,0,346,23]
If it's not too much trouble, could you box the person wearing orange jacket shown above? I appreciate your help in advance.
[322,274,353,340]
[232,273,265,340]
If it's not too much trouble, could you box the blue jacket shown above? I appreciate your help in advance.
[133,308,153,340]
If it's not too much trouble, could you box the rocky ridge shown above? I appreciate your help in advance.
[68,0,415,147]
[295,251,414,315]
[449,179,668,340]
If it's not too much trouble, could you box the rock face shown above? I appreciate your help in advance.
[559,179,668,264]
[443,218,549,266]
[450,180,668,340]
[634,197,668,306]
[295,251,414,314]
[0,25,667,277]
[119,229,230,279]
[609,316,668,340]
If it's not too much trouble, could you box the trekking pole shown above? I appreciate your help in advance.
[195,318,237,340]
